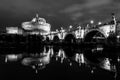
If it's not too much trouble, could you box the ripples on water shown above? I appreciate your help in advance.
[0,45,120,80]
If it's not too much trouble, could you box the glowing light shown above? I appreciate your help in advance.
[56,29,59,32]
[75,30,80,39]
[70,62,72,66]
[5,54,22,62]
[6,27,19,34]
[22,58,33,66]
[96,47,103,51]
[69,25,73,29]
[77,26,81,29]
[91,69,94,74]
[75,27,85,39]
[60,27,65,33]
[40,51,51,65]
[61,58,64,63]
[22,22,51,32]
[56,57,58,61]
[75,54,80,62]
[90,20,94,24]
[99,25,111,37]
[100,58,111,71]
[57,49,66,59]
[81,29,85,38]
[117,36,120,39]
[117,56,120,62]
[98,22,102,25]
[75,54,85,64]
[35,69,38,74]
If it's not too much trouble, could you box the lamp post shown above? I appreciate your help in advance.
[90,20,95,28]
[98,22,102,25]
[90,20,94,24]
[69,25,73,31]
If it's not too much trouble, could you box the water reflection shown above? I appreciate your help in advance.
[5,54,22,62]
[21,46,53,73]
[74,53,86,64]
[0,45,119,79]
[99,58,116,72]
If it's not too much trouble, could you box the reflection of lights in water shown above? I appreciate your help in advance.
[75,54,80,63]
[70,62,72,66]
[56,57,58,61]
[102,58,111,70]
[96,47,103,51]
[91,69,94,74]
[57,49,66,63]
[117,56,120,62]
[90,67,96,74]
[75,53,85,64]
[22,58,34,66]
[57,49,66,58]
[117,36,120,40]
[61,58,64,63]
[42,47,47,55]
[3,46,118,75]
[92,46,103,53]
[5,54,22,62]
[100,58,116,72]
[50,48,54,57]
[21,47,52,72]
[22,56,49,71]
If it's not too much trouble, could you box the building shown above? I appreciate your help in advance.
[6,27,23,34]
[6,14,51,35]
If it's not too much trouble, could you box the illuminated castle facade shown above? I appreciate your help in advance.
[5,13,119,43]
[6,14,51,35]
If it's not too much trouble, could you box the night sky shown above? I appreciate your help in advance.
[0,0,120,32]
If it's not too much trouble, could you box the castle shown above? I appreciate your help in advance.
[6,14,51,35]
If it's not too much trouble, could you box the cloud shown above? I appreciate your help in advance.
[0,0,119,30]
[60,0,112,21]
[0,0,44,15]
[61,0,111,13]
[70,12,83,20]
[85,0,111,8]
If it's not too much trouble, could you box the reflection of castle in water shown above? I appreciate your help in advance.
[1,13,120,80]
[3,46,117,74]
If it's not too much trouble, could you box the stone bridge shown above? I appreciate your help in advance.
[44,23,117,43]
[84,24,116,42]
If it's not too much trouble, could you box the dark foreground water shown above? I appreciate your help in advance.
[0,45,120,80]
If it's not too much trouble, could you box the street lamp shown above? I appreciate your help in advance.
[90,20,94,24]
[98,22,102,25]
[69,25,73,31]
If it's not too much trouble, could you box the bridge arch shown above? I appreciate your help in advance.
[64,33,76,44]
[46,36,50,42]
[53,35,60,42]
[84,29,107,42]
